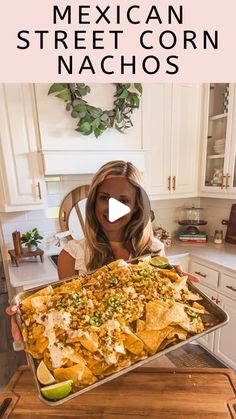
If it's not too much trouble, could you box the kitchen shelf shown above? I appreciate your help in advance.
[207,154,225,159]
[210,113,227,121]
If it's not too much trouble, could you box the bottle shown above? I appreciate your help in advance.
[12,231,23,255]
[213,230,223,244]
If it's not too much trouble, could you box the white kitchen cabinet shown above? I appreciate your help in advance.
[194,283,218,352]
[143,84,201,199]
[0,84,47,211]
[214,293,236,370]
[190,256,236,370]
[200,83,236,198]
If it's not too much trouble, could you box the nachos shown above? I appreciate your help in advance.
[19,258,208,394]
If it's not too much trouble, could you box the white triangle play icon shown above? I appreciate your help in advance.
[108,197,131,222]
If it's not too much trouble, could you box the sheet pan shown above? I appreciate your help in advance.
[12,256,229,405]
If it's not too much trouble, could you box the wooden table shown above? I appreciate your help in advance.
[0,366,236,418]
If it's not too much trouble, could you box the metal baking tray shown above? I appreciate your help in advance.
[12,256,229,405]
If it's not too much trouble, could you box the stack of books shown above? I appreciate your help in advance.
[178,232,207,243]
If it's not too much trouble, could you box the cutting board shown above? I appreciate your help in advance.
[0,366,236,418]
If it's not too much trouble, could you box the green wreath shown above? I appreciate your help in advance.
[48,83,142,138]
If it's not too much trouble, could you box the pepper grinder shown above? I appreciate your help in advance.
[12,231,23,255]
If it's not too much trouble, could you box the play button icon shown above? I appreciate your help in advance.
[108,197,131,222]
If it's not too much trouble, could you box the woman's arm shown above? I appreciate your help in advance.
[57,249,78,280]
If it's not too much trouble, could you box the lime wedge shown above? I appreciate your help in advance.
[37,361,55,385]
[41,380,73,401]
[149,256,169,268]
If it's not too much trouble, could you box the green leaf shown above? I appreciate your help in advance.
[115,123,125,134]
[134,83,143,94]
[48,83,68,95]
[94,128,102,138]
[118,89,129,99]
[131,94,140,107]
[73,103,87,113]
[71,110,80,118]
[100,113,109,122]
[89,107,103,118]
[77,111,86,118]
[56,90,70,101]
[72,99,84,106]
[79,121,92,134]
[91,118,101,130]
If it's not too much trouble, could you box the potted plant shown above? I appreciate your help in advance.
[21,228,43,251]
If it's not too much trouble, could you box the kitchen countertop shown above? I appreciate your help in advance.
[7,240,236,290]
[166,240,236,273]
[8,255,58,289]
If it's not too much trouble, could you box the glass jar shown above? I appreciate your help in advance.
[178,206,207,226]
[213,230,223,244]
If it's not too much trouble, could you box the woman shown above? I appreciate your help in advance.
[58,160,164,279]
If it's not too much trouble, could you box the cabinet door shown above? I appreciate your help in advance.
[226,85,236,194]
[143,84,172,197]
[0,84,46,211]
[143,84,201,199]
[194,283,217,352]
[214,293,236,369]
[200,83,236,197]
[170,84,201,196]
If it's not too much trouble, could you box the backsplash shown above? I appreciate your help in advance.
[200,198,236,239]
[0,174,235,257]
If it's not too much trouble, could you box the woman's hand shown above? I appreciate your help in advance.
[5,305,24,350]
[174,264,200,283]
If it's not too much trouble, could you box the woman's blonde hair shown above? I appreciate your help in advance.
[84,160,154,271]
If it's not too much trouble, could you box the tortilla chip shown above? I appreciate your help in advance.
[136,319,146,332]
[192,302,209,314]
[137,327,173,354]
[145,301,189,331]
[167,325,188,340]
[21,286,54,311]
[103,358,132,377]
[54,361,97,387]
[123,332,144,355]
[86,359,110,376]
[172,276,188,291]
[27,336,48,358]
[79,334,98,352]
[158,337,177,351]
[180,317,204,333]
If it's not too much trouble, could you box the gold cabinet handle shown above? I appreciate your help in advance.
[226,173,231,189]
[37,181,42,200]
[211,296,220,304]
[194,271,207,278]
[172,176,176,191]
[221,174,226,190]
[226,285,236,293]
[168,176,171,191]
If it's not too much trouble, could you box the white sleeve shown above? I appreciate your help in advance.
[151,238,165,256]
[63,240,87,273]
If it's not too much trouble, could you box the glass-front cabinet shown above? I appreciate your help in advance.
[201,83,236,197]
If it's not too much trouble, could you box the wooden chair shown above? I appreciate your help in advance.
[57,185,90,279]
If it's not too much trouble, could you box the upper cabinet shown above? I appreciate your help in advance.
[143,84,202,199]
[200,83,236,198]
[0,84,47,212]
